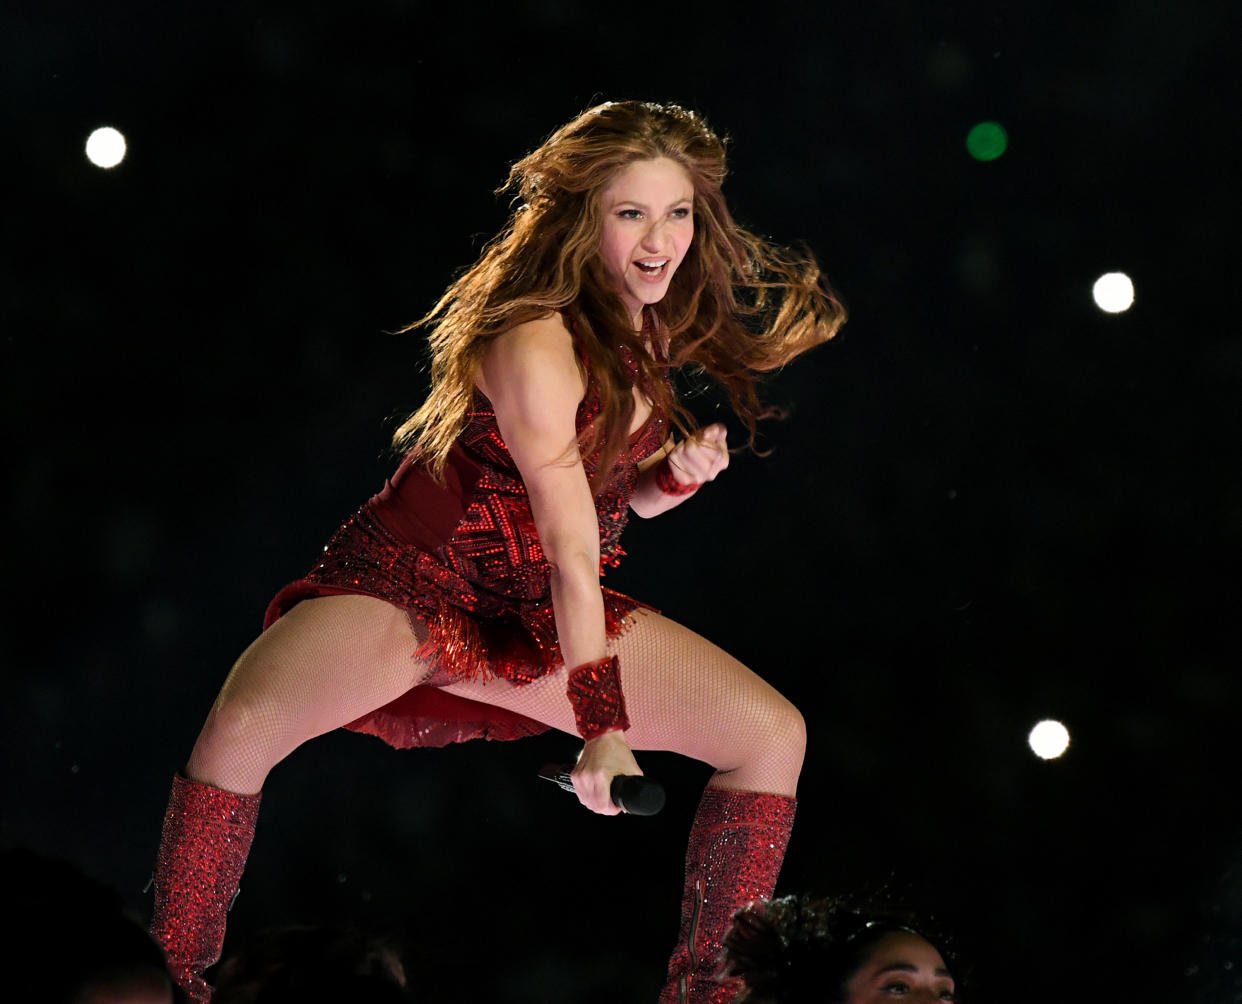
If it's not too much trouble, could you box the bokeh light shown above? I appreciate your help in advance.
[1092,271,1135,313]
[966,121,1008,161]
[1028,719,1071,760]
[85,126,127,168]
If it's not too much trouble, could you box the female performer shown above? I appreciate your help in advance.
[149,100,845,1003]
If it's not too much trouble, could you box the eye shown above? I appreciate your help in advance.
[937,989,956,1001]
[617,208,643,220]
[880,981,910,995]
[670,206,691,219]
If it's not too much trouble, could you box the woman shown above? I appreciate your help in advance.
[722,896,963,1003]
[149,100,845,1003]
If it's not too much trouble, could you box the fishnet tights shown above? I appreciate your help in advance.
[445,608,805,795]
[186,595,433,795]
[187,599,804,799]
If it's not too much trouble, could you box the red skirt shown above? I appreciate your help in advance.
[264,505,650,749]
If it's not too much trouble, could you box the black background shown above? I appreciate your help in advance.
[3,2,1240,1001]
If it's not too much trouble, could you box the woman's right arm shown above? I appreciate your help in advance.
[478,314,641,813]
[630,423,730,518]
[479,314,605,670]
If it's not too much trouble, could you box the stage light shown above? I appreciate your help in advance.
[1092,272,1135,313]
[85,126,127,168]
[1028,719,1070,760]
[966,121,1008,161]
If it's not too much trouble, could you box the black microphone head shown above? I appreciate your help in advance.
[611,775,666,816]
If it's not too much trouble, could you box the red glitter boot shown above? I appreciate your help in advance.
[149,773,261,1003]
[659,788,797,1004]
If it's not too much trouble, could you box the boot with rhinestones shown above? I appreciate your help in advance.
[149,773,261,1003]
[659,787,797,1004]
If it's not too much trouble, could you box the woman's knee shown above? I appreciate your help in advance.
[705,690,806,772]
[710,694,805,793]
[199,688,283,755]
[186,650,295,783]
[787,699,809,752]
[763,695,807,765]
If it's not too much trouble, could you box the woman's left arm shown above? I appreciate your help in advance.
[630,422,729,518]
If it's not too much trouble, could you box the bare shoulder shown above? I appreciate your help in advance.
[477,312,582,400]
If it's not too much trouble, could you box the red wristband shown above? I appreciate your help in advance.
[566,655,630,740]
[655,456,701,497]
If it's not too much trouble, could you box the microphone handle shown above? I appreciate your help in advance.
[538,764,665,816]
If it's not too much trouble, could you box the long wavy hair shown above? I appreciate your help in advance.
[394,100,846,488]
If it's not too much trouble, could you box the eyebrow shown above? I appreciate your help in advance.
[874,963,954,979]
[610,196,693,209]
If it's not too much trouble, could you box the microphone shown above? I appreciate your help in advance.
[538,763,666,816]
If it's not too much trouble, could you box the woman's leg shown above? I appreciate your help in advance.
[441,609,805,1003]
[153,594,432,1002]
[188,594,434,794]
[440,608,806,794]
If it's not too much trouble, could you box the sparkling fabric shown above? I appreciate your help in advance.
[655,456,701,496]
[150,774,261,1003]
[660,788,797,1004]
[286,507,649,687]
[263,332,668,749]
[566,654,630,739]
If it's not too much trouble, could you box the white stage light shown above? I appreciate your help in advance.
[1028,719,1070,760]
[86,126,127,168]
[1092,272,1135,314]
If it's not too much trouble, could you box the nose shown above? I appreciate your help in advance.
[640,219,667,252]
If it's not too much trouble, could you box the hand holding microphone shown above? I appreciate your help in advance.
[538,763,666,816]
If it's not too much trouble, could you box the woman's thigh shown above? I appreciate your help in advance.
[441,609,805,787]
[188,594,431,791]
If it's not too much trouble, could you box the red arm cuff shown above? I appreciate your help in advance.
[654,456,701,497]
[565,655,630,740]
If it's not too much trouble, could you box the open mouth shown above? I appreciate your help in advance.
[635,259,669,276]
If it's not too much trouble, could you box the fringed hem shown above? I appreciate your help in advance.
[264,581,655,751]
[266,576,654,689]
[262,502,658,749]
[411,588,652,687]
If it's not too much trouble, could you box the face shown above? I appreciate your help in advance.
[598,156,695,326]
[845,931,956,1003]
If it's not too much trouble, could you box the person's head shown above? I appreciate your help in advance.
[399,100,844,487]
[1,846,182,1003]
[211,923,411,1003]
[722,896,963,1004]
[501,100,732,324]
[838,926,956,1003]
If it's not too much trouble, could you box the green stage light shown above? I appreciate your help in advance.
[966,121,1008,161]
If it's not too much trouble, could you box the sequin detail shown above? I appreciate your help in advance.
[150,774,261,1003]
[299,506,651,685]
[265,331,669,756]
[655,456,701,496]
[566,654,630,739]
[660,789,797,1004]
[285,358,667,688]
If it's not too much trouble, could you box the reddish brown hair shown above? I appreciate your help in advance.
[394,100,846,486]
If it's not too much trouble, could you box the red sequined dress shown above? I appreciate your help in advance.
[264,339,668,749]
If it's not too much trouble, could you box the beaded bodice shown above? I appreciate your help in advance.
[429,365,666,610]
[293,333,670,685]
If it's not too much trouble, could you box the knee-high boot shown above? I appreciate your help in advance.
[149,773,261,1003]
[659,788,797,1004]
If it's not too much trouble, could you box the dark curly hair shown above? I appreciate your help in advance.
[212,923,411,1003]
[721,895,966,1003]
